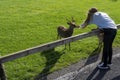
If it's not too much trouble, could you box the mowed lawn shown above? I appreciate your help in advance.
[0,0,120,80]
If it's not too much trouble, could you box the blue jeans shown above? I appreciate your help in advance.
[102,28,117,66]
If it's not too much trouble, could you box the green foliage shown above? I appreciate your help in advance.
[0,0,120,79]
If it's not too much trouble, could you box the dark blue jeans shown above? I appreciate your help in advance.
[102,28,117,66]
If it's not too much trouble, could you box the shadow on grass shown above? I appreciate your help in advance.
[35,42,103,80]
[84,44,102,66]
[73,44,107,80]
[84,44,109,80]
[34,48,65,80]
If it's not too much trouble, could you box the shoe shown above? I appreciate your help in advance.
[108,63,112,66]
[97,62,104,67]
[97,63,109,69]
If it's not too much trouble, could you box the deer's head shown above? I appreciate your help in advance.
[66,17,80,28]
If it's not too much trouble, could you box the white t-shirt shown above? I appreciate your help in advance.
[89,12,117,29]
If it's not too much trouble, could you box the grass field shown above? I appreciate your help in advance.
[0,0,120,80]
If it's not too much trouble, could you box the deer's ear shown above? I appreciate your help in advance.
[71,17,75,22]
[67,22,72,25]
[72,19,75,22]
[73,20,75,22]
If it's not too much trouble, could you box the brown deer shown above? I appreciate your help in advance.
[57,17,80,50]
[98,30,104,49]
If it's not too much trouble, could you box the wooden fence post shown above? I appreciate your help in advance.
[0,61,7,80]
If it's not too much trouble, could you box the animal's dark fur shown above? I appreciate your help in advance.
[57,19,79,49]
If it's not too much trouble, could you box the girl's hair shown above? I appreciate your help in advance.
[84,7,98,24]
[88,7,98,13]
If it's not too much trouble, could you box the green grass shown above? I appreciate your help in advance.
[0,0,120,79]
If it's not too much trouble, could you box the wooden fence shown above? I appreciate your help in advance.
[0,24,120,80]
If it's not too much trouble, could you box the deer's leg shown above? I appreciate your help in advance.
[64,44,67,50]
[98,40,101,49]
[93,35,102,56]
[69,43,71,50]
[57,33,59,39]
[99,33,103,48]
[97,32,103,52]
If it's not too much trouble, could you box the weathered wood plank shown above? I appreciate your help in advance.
[0,55,7,80]
[0,63,7,80]
[0,30,99,63]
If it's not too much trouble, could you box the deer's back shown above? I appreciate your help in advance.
[57,26,73,38]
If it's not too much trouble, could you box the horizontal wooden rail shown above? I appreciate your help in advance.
[0,30,99,63]
[0,24,120,64]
